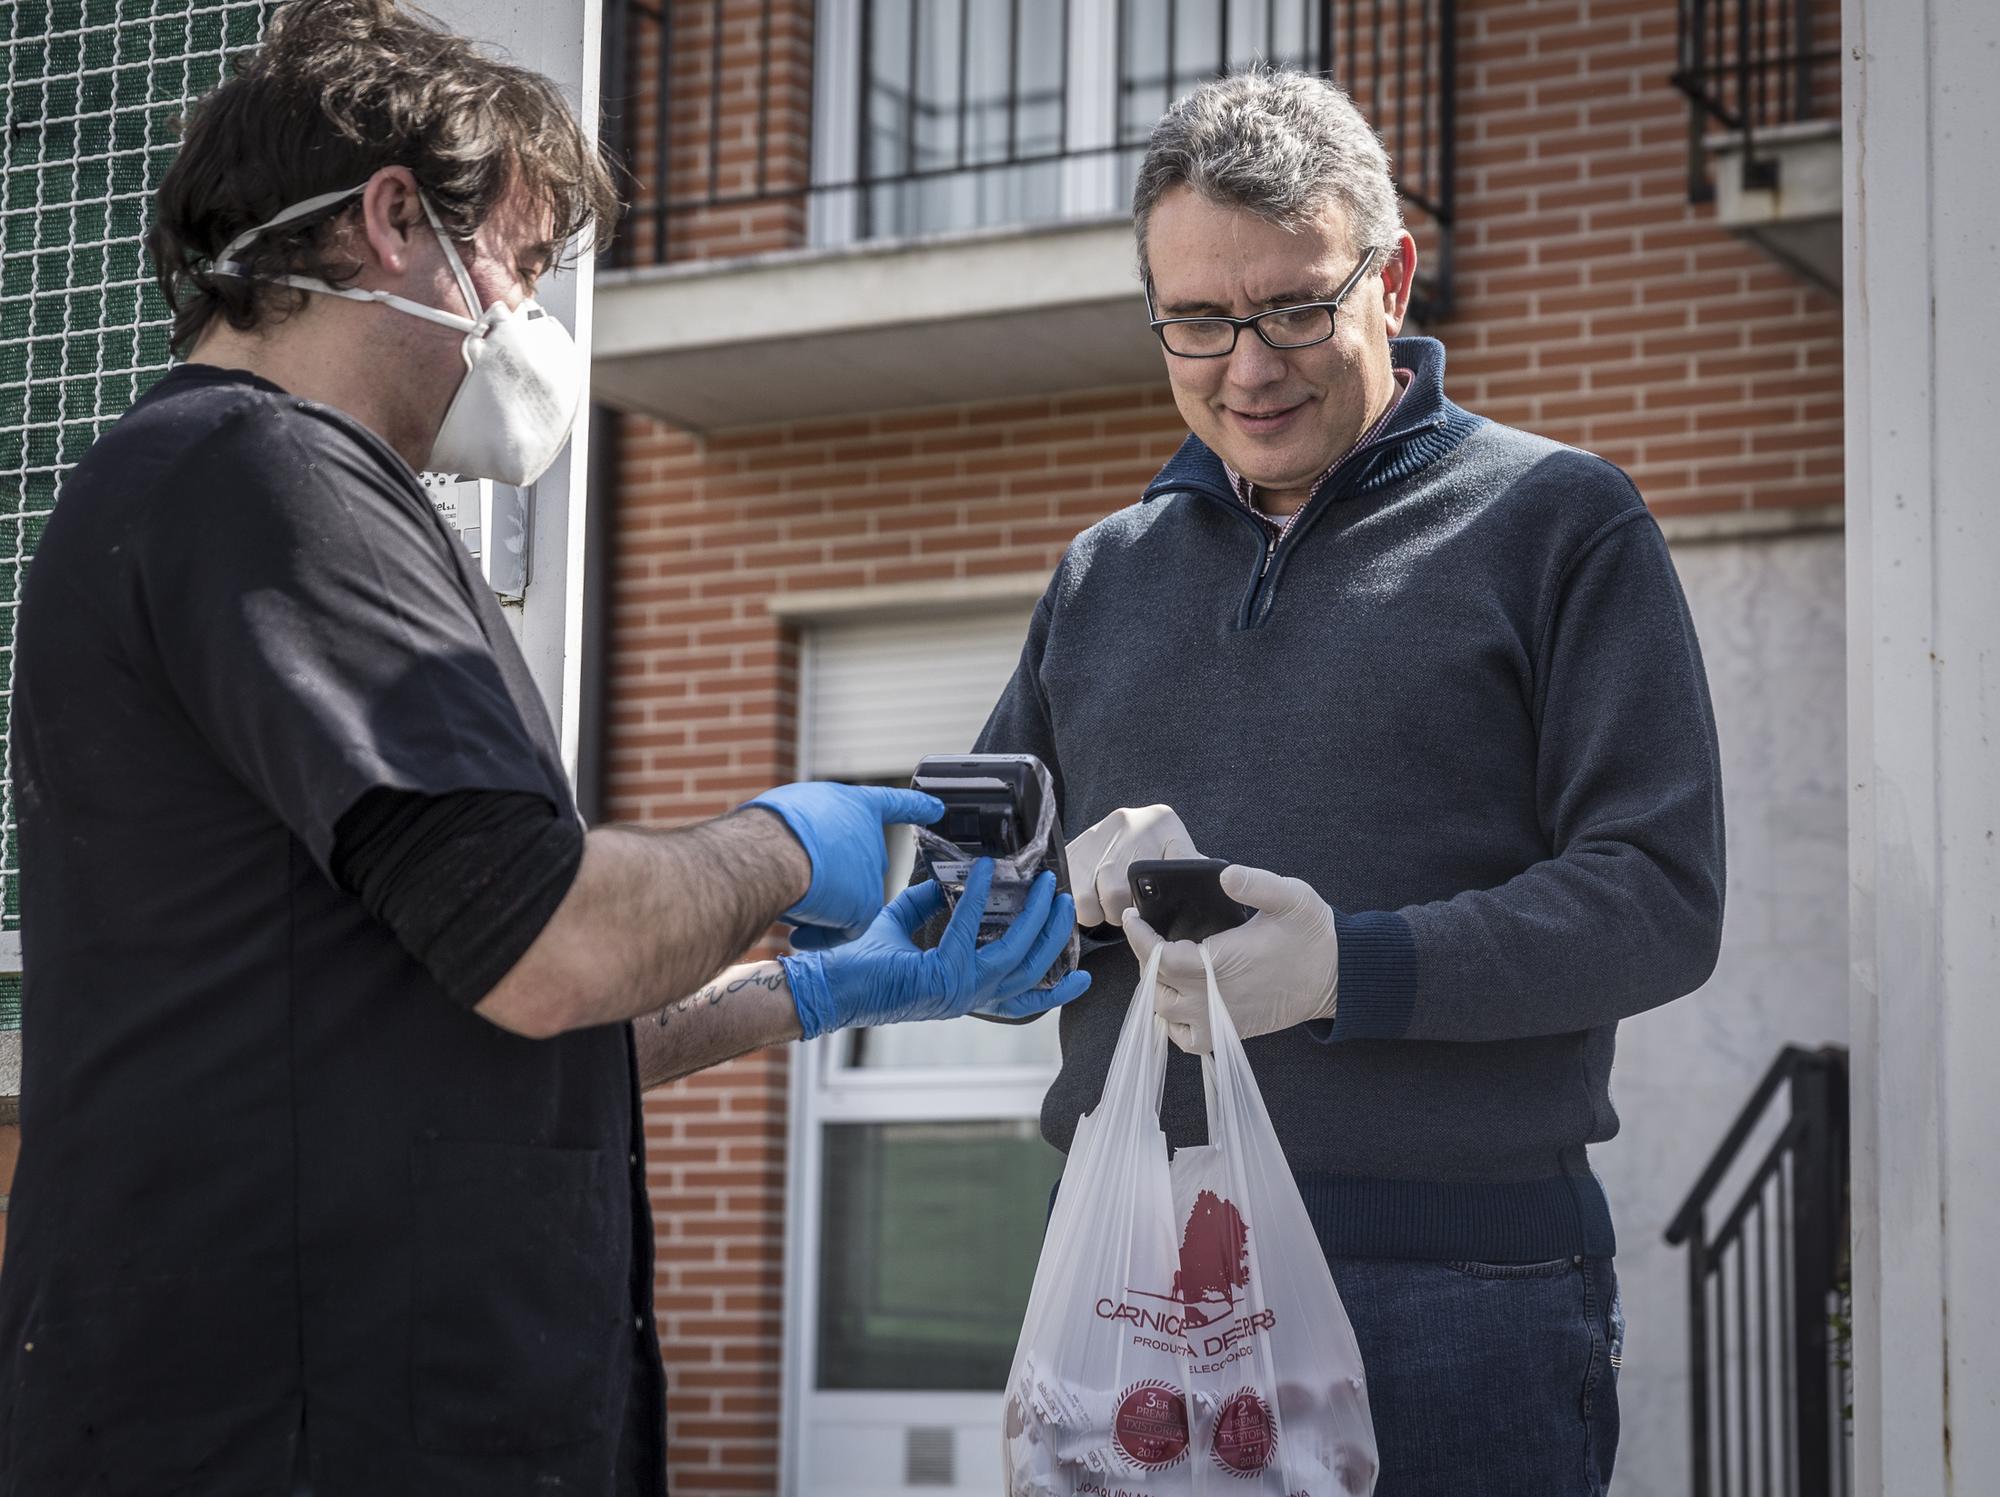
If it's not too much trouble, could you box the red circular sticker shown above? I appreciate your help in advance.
[1113,1380,1191,1471]
[1211,1388,1276,1476]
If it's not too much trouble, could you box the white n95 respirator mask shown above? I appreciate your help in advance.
[211,181,581,487]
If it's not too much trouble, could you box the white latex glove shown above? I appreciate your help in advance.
[1065,804,1202,929]
[1122,864,1339,1054]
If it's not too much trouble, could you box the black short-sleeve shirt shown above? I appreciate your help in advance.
[0,367,664,1496]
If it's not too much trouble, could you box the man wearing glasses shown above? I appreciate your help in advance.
[977,68,1724,1495]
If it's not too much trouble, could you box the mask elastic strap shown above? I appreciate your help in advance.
[212,182,370,270]
[416,191,486,321]
[223,272,480,334]
[209,180,489,323]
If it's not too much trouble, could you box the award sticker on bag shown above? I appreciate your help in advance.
[1113,1381,1190,1471]
[1211,1388,1277,1476]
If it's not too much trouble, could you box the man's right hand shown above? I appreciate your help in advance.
[1066,804,1203,928]
[743,781,946,940]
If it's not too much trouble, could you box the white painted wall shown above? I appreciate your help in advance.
[1843,0,2000,1491]
[416,0,601,785]
[1596,529,1850,1497]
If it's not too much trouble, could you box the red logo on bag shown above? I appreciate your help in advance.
[1113,1380,1191,1470]
[1120,1188,1250,1331]
[1173,1189,1250,1313]
[1211,1388,1277,1475]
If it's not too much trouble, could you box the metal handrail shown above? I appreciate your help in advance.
[1669,0,1839,204]
[1665,1044,1849,1497]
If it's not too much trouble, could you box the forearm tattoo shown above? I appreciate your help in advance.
[653,967,785,1028]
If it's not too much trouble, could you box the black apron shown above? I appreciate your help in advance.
[0,367,665,1496]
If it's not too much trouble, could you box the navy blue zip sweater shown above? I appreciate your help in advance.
[976,337,1725,1262]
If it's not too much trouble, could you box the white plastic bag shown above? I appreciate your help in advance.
[1002,947,1378,1496]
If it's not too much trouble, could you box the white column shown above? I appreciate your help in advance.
[1843,0,2000,1491]
[419,0,602,786]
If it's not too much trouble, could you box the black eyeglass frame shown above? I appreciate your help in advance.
[1144,247,1385,358]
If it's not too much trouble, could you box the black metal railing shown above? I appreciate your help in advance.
[1670,0,1839,204]
[601,0,1456,315]
[1665,1045,1850,1497]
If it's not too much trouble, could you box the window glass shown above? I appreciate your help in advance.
[816,1118,1064,1390]
[862,0,1067,238]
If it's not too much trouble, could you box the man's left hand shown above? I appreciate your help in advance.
[783,861,1091,1039]
[1121,864,1339,1054]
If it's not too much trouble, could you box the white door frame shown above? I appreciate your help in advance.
[780,609,1060,1494]
[780,1031,1059,1494]
[1843,0,2000,1488]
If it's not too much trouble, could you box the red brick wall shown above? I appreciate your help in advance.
[1446,0,1842,515]
[612,2,1842,1491]
[642,1046,789,1491]
[620,0,814,265]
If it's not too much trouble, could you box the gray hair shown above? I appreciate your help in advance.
[1132,67,1405,281]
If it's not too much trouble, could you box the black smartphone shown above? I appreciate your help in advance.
[1129,858,1253,943]
[909,754,1079,1010]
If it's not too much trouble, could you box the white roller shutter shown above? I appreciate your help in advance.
[802,605,1037,780]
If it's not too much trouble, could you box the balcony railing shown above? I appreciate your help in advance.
[1669,0,1839,203]
[1665,1045,1850,1497]
[602,0,1456,316]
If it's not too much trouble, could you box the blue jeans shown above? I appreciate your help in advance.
[1330,1255,1624,1497]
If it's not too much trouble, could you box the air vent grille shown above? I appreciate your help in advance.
[903,1425,954,1487]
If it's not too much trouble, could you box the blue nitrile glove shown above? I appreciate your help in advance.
[781,861,1092,1040]
[744,781,945,939]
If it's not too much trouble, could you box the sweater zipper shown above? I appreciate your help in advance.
[1143,414,1449,629]
[1242,414,1449,625]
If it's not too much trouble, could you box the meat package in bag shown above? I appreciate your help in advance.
[1002,947,1378,1496]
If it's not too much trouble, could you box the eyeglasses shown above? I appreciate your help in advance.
[1145,248,1383,358]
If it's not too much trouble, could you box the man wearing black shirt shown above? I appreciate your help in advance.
[0,5,1086,1495]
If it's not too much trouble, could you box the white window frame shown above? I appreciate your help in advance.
[782,1040,1060,1492]
[808,0,1125,248]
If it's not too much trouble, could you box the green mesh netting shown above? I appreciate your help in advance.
[0,2,273,1017]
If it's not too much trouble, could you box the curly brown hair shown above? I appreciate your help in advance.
[147,0,620,356]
